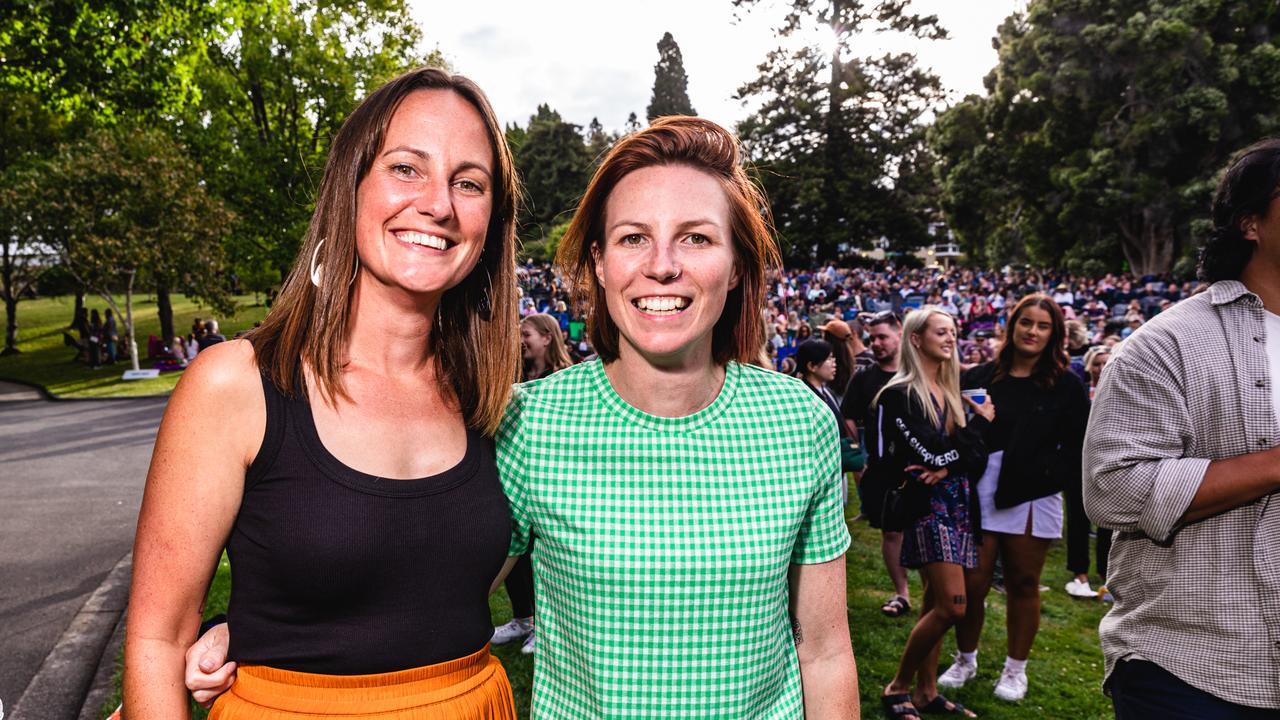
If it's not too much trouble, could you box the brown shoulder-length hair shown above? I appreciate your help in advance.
[993,293,1068,388]
[521,312,572,378]
[555,116,781,365]
[247,66,520,435]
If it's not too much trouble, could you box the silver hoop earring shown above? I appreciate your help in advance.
[309,239,325,287]
[309,239,360,288]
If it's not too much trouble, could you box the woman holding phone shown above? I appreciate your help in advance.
[875,307,993,719]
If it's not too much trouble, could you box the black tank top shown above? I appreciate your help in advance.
[225,374,512,674]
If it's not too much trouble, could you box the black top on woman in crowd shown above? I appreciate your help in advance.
[874,385,990,521]
[224,374,512,674]
[841,365,896,453]
[803,379,850,439]
[961,361,1089,509]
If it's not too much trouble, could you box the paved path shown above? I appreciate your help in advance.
[0,395,167,713]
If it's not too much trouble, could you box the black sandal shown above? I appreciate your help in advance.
[881,595,912,617]
[920,694,976,717]
[882,692,921,718]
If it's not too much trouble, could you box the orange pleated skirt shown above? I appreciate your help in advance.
[208,645,516,720]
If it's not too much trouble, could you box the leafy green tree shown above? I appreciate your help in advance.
[0,0,217,121]
[514,105,593,241]
[647,32,697,121]
[175,0,437,288]
[0,163,58,354]
[24,129,234,370]
[0,90,69,353]
[734,0,946,262]
[931,1,1280,274]
[625,112,643,134]
[0,1,220,345]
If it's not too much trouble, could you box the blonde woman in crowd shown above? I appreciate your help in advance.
[875,307,993,719]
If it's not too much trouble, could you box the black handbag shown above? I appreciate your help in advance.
[881,476,928,532]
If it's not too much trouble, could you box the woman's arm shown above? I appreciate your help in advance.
[789,559,859,719]
[124,341,263,719]
[1055,372,1091,487]
[489,555,521,595]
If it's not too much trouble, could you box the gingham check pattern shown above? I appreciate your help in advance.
[1084,280,1280,708]
[496,359,850,719]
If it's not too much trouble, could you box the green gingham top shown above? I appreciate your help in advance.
[495,358,851,719]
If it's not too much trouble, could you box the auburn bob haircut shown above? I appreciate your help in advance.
[247,66,520,435]
[555,116,781,365]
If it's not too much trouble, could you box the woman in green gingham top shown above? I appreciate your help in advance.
[494,116,858,718]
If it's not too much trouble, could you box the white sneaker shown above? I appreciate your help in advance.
[994,667,1028,701]
[491,617,533,645]
[520,628,536,654]
[1064,578,1094,598]
[937,653,978,688]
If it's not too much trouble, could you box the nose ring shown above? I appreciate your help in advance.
[668,267,682,280]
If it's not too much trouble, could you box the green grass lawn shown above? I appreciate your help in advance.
[0,294,268,398]
[107,512,1112,719]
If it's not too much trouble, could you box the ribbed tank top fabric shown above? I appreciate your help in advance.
[225,373,512,675]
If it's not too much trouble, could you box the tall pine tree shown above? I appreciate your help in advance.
[514,105,593,240]
[647,32,697,121]
[735,1,946,262]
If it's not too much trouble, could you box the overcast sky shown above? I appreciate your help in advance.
[408,0,1025,133]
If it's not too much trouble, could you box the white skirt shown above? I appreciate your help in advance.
[977,451,1063,539]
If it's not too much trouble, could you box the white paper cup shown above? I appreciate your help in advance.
[962,388,988,405]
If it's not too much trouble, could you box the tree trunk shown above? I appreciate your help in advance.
[1117,207,1176,276]
[156,278,175,345]
[821,8,845,262]
[125,272,139,372]
[1,239,16,354]
[72,290,85,328]
[2,295,18,355]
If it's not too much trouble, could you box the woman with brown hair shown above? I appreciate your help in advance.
[939,294,1090,703]
[519,312,573,382]
[125,66,521,719]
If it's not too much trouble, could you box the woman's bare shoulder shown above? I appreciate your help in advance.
[164,339,266,461]
[178,339,262,400]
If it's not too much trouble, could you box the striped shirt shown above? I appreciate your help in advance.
[1083,280,1280,707]
[496,359,850,719]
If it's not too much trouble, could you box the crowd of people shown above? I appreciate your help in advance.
[117,62,1279,720]
[512,258,1207,375]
